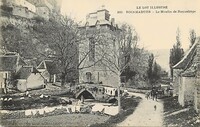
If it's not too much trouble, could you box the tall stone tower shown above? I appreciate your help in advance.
[79,8,120,87]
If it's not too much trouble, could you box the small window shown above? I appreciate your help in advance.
[86,72,92,82]
[89,38,95,61]
[3,73,8,79]
[96,21,100,29]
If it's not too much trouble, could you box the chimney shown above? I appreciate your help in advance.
[111,18,115,25]
[86,14,90,21]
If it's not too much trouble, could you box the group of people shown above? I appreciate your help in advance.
[145,89,159,111]
[145,89,158,101]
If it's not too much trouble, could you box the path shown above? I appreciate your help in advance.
[164,108,189,117]
[117,92,164,127]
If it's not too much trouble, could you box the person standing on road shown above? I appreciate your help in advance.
[154,105,157,111]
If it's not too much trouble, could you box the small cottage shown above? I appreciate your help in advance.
[173,37,200,113]
[0,53,26,93]
[16,66,45,92]
[37,60,60,83]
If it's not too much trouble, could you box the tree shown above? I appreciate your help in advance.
[32,16,107,86]
[146,54,163,87]
[152,61,161,84]
[97,24,139,112]
[99,24,139,78]
[169,28,184,78]
[1,22,39,59]
[189,29,196,48]
[147,53,154,86]
[1,14,107,86]
[79,23,139,112]
[1,24,22,53]
[121,46,149,87]
[32,16,78,85]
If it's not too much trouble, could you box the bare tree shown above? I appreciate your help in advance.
[78,23,139,112]
[91,24,139,112]
[32,16,107,86]
[99,24,138,76]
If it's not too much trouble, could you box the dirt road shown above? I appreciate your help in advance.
[117,92,163,127]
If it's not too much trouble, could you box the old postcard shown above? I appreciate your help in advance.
[0,0,200,126]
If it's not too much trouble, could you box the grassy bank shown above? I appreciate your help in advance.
[162,96,200,127]
[90,95,142,127]
[0,95,141,127]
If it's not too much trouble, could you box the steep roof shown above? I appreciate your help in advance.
[173,38,199,69]
[16,66,40,79]
[45,60,60,74]
[37,60,60,74]
[181,64,196,77]
[23,58,37,67]
[0,54,26,71]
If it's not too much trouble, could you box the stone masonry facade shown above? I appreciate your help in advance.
[195,39,200,113]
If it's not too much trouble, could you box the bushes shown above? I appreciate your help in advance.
[32,16,45,23]
[121,96,140,110]
[1,96,62,110]
[162,96,182,113]
[1,5,13,13]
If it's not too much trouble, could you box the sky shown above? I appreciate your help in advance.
[60,0,200,71]
[60,0,200,50]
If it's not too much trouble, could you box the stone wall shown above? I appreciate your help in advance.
[173,69,182,96]
[79,65,120,87]
[5,0,36,13]
[27,73,45,89]
[12,6,36,19]
[78,27,120,88]
[36,6,50,20]
[0,71,11,93]
[195,38,200,113]
[178,76,184,106]
[181,77,196,106]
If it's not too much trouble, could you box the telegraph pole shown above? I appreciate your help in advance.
[118,85,121,113]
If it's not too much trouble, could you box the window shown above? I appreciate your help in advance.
[96,20,100,29]
[86,72,92,83]
[3,73,8,79]
[89,38,95,61]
